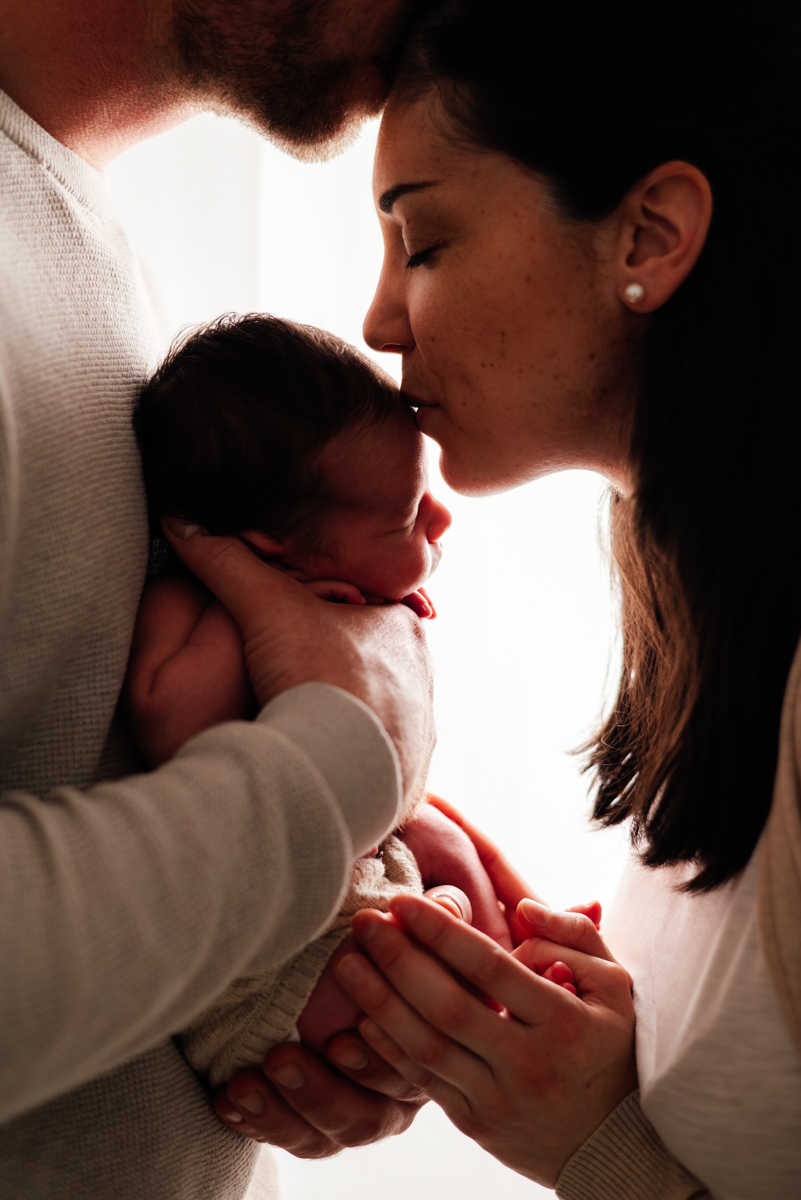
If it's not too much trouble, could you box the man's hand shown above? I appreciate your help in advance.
[162,521,434,803]
[213,1041,427,1156]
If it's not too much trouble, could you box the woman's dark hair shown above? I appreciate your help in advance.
[399,0,801,889]
[134,313,404,552]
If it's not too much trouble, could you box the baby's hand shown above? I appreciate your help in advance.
[401,588,436,619]
[398,800,513,949]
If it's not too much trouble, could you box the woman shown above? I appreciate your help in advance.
[330,1,801,1196]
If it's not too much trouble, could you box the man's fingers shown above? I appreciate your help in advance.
[325,1032,428,1102]
[215,1067,341,1156]
[259,1043,419,1148]
[161,522,305,630]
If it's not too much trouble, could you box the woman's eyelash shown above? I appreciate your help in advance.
[405,244,441,270]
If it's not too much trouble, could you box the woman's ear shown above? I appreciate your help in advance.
[616,161,713,313]
[240,529,286,558]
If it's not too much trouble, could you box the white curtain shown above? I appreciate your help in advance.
[107,113,626,1200]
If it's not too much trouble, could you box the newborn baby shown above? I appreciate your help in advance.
[126,314,506,1088]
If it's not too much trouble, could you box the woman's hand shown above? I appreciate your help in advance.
[334,895,637,1187]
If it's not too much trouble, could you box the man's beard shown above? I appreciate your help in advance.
[172,0,415,160]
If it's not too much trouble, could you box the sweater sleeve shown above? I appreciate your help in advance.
[556,1092,710,1200]
[0,682,401,1123]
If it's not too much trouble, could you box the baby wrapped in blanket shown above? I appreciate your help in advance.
[125,314,455,1086]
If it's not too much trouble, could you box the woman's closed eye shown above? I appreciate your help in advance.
[405,242,444,269]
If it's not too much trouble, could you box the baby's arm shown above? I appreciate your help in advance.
[125,575,254,766]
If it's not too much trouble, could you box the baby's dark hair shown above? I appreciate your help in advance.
[134,313,404,553]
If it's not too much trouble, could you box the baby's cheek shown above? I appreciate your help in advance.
[295,934,364,1055]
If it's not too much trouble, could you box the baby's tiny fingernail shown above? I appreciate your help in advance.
[238,1091,265,1114]
[266,1063,305,1090]
[429,892,463,920]
[224,1110,244,1123]
[162,516,200,539]
[331,1044,370,1071]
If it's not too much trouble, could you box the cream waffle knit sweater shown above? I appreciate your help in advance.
[0,90,402,1200]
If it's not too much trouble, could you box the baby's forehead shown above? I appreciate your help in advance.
[318,412,425,512]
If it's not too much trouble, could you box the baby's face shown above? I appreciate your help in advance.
[283,414,451,601]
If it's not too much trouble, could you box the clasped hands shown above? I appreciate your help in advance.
[214,798,637,1185]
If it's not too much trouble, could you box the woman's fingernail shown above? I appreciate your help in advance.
[336,953,367,984]
[266,1063,305,1090]
[519,898,551,921]
[331,1044,370,1070]
[162,516,200,539]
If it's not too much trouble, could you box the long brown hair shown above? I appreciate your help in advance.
[398,0,801,888]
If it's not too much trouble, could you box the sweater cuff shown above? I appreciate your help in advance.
[556,1091,710,1200]
[258,683,402,857]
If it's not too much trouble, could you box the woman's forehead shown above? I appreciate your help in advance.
[374,96,463,191]
[374,95,519,207]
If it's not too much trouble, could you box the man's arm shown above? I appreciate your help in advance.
[1,528,434,1123]
[0,683,402,1123]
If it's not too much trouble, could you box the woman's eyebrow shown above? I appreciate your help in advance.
[378,181,436,213]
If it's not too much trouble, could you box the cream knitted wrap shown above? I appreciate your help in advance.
[179,835,423,1088]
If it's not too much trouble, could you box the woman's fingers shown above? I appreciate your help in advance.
[335,947,491,1096]
[352,899,562,1028]
[517,899,615,962]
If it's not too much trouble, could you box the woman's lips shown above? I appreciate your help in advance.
[402,389,438,411]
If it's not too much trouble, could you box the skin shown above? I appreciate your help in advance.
[243,413,452,606]
[208,95,713,1154]
[0,0,418,167]
[316,92,716,1183]
[0,0,444,1157]
[127,414,451,766]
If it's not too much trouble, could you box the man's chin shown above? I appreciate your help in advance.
[247,63,389,162]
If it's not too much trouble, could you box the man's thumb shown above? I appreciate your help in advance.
[161,517,299,628]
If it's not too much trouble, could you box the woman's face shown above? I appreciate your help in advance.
[364,96,643,496]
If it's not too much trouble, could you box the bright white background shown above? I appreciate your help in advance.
[107,113,627,1199]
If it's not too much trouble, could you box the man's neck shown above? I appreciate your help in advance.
[0,0,197,168]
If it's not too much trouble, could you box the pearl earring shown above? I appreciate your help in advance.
[624,283,645,305]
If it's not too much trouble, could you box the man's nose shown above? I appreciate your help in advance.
[425,495,452,543]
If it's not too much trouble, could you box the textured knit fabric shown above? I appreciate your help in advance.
[0,89,402,1199]
[556,1091,709,1200]
[181,835,424,1088]
[556,636,801,1199]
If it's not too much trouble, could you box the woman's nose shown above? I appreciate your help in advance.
[363,270,415,354]
[424,494,452,543]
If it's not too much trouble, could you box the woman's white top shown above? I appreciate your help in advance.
[604,840,801,1199]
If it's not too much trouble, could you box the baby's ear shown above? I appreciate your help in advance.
[239,529,286,558]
